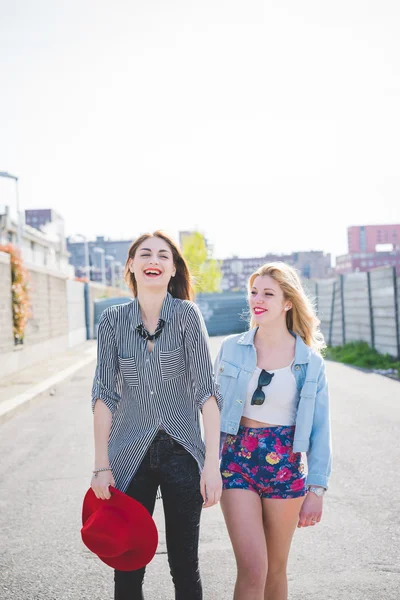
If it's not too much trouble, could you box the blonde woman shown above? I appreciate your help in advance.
[215,263,331,600]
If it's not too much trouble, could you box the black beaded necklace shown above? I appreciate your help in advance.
[136,319,165,342]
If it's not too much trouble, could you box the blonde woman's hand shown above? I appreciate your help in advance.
[91,470,116,500]
[200,460,222,508]
[297,492,323,528]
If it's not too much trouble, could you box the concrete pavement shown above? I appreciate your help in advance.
[0,337,399,599]
[0,341,97,424]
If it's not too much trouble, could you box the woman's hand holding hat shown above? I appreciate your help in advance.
[91,469,116,500]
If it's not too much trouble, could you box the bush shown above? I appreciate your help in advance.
[0,244,32,344]
[326,341,400,372]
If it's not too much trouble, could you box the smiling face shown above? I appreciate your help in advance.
[249,274,292,326]
[128,236,176,293]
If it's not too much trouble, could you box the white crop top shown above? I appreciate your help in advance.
[242,361,299,426]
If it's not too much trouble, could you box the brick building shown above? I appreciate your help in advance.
[336,224,400,275]
[221,251,332,292]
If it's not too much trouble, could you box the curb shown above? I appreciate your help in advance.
[0,351,96,425]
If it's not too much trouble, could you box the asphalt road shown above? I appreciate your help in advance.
[1,337,399,600]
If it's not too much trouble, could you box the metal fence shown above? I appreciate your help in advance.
[196,292,248,336]
[92,293,249,339]
[306,266,400,359]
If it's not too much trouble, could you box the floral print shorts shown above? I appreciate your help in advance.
[220,425,307,499]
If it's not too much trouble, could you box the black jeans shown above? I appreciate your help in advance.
[114,430,204,600]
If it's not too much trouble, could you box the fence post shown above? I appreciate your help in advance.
[84,282,91,340]
[328,280,336,347]
[340,274,346,345]
[393,267,400,360]
[367,271,375,350]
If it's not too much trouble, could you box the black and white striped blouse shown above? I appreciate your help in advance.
[91,292,223,492]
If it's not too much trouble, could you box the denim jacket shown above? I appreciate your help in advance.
[214,328,332,489]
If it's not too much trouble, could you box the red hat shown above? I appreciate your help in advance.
[81,486,158,571]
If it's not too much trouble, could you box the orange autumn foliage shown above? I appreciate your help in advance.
[0,244,32,343]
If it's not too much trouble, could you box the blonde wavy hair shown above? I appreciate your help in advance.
[248,262,326,353]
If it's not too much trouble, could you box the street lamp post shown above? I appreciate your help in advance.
[105,255,116,288]
[114,261,123,288]
[84,238,90,280]
[75,234,90,280]
[0,171,21,246]
[93,247,106,285]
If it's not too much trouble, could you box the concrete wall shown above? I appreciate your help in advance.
[369,268,398,357]
[24,264,69,345]
[1,262,70,377]
[343,272,371,344]
[0,250,131,377]
[0,257,132,372]
[0,252,14,355]
[67,280,86,347]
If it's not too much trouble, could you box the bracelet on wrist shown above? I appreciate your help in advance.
[307,485,326,497]
[92,467,112,478]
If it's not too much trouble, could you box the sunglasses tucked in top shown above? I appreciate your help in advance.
[251,369,274,405]
[243,361,299,426]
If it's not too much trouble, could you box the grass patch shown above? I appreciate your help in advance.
[326,341,400,372]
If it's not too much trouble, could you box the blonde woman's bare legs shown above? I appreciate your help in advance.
[262,497,304,600]
[221,489,267,600]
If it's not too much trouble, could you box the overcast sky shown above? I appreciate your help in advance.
[1,1,399,263]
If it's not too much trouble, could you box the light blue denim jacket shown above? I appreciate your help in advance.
[214,328,332,489]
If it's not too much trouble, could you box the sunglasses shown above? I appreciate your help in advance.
[251,369,275,406]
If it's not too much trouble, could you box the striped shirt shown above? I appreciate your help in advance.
[91,292,223,492]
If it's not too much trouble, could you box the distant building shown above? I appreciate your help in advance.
[25,208,62,230]
[0,206,70,274]
[67,236,131,283]
[336,250,400,275]
[221,251,332,291]
[336,224,400,275]
[347,224,400,253]
[25,209,67,253]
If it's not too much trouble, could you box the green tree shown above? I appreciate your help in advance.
[182,232,222,295]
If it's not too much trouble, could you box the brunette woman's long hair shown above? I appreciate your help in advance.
[124,231,194,300]
[248,262,326,353]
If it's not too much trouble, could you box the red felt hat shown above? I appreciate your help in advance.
[81,486,158,571]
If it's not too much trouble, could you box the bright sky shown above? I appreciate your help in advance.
[1,1,399,262]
